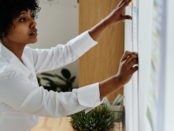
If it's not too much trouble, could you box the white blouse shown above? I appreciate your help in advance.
[0,31,104,131]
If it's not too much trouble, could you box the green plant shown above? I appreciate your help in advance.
[37,68,77,92]
[69,103,115,131]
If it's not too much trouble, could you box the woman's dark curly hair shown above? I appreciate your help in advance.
[0,0,41,41]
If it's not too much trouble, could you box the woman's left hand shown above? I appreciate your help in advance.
[89,0,132,41]
[105,0,132,26]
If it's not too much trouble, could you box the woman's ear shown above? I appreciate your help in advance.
[2,32,9,38]
[2,32,5,37]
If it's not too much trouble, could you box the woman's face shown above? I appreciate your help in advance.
[2,8,38,45]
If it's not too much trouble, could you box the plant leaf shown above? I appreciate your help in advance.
[37,77,41,86]
[42,86,53,91]
[41,77,55,83]
[61,68,71,79]
[70,104,115,130]
[57,85,70,92]
[70,76,76,83]
[40,73,55,77]
[55,74,66,82]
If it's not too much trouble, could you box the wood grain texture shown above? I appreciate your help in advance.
[79,0,124,102]
[31,117,73,131]
[31,117,123,131]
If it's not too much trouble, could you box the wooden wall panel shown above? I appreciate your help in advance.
[79,0,124,102]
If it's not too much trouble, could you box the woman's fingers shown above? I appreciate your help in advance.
[120,51,132,62]
[121,51,138,62]
[124,54,138,65]
[131,66,138,73]
[128,58,138,69]
[118,0,127,8]
[104,0,133,25]
[120,15,132,21]
[119,0,132,12]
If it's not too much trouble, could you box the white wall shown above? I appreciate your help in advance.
[124,0,153,131]
[27,0,79,87]
[164,0,174,130]
[124,6,133,131]
[138,0,153,130]
[124,0,174,131]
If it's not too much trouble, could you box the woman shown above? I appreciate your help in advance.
[0,0,138,130]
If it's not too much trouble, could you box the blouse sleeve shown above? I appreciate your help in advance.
[25,30,98,73]
[0,69,104,117]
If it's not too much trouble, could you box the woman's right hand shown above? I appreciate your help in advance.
[99,51,138,100]
[116,51,138,86]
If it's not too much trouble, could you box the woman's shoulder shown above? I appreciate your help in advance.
[0,64,17,76]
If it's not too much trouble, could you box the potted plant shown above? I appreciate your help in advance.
[69,103,115,131]
[103,95,125,121]
[37,68,78,92]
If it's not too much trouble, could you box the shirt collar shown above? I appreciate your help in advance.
[0,43,32,78]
